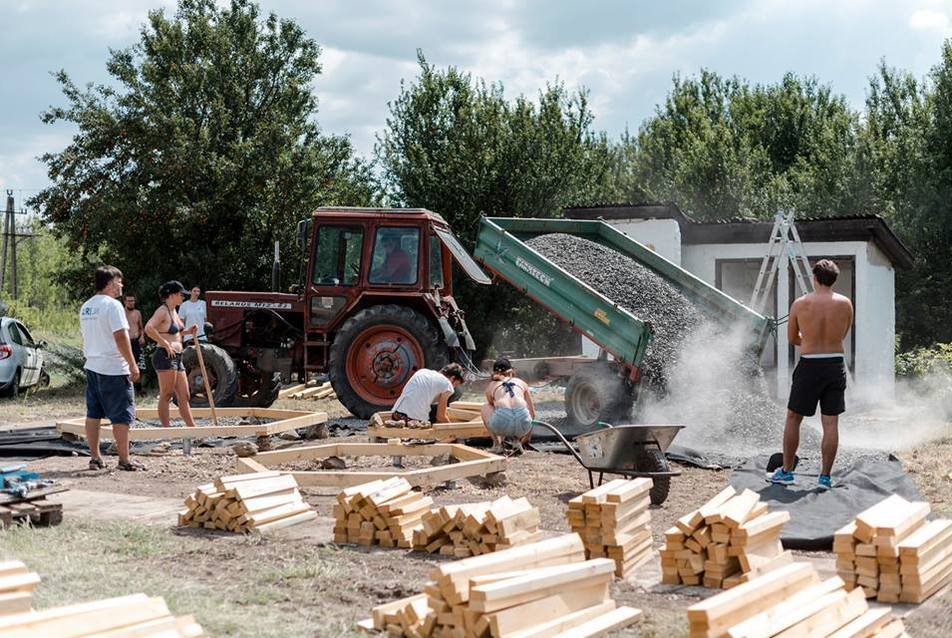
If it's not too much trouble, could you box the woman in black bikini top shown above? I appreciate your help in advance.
[144,280,199,429]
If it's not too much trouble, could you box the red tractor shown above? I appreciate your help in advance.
[188,207,490,418]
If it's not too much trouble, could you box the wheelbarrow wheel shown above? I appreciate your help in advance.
[637,447,671,505]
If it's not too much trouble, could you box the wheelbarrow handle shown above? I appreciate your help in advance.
[530,421,587,467]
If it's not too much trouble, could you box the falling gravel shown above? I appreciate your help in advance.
[526,233,707,392]
[524,233,803,457]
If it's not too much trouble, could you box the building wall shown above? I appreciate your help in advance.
[682,240,896,398]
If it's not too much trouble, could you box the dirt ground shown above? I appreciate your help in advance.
[2,390,951,638]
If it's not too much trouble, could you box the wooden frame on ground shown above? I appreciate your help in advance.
[367,411,489,442]
[56,408,327,441]
[236,442,506,489]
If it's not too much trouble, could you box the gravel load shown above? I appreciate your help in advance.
[526,233,707,392]
[523,233,801,457]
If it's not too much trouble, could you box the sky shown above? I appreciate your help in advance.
[3,0,952,206]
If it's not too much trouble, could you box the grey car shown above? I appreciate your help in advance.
[0,317,46,397]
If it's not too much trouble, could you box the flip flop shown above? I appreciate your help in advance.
[117,460,147,472]
[88,458,106,470]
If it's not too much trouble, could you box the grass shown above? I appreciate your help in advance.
[0,519,374,637]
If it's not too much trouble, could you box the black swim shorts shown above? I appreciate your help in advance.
[787,356,847,417]
[152,348,184,372]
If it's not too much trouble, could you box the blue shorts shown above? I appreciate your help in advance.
[85,369,136,425]
[488,407,532,438]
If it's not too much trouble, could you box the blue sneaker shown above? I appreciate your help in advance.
[767,468,795,485]
[817,474,833,490]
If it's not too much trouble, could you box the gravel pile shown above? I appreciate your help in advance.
[526,233,706,392]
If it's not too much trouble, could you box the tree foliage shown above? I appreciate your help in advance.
[622,71,866,220]
[30,0,375,303]
[861,46,952,347]
[377,53,621,357]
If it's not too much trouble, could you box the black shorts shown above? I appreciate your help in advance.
[152,348,184,372]
[788,357,847,416]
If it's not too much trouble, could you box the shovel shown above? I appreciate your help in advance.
[192,333,219,427]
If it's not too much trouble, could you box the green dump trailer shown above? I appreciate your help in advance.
[473,217,772,431]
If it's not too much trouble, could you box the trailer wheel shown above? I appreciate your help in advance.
[637,447,671,505]
[565,365,632,429]
[182,344,239,407]
[330,305,448,419]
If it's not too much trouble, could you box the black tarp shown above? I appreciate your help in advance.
[729,454,924,550]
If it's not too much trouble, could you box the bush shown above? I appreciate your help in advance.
[896,343,952,378]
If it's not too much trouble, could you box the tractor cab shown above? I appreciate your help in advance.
[296,207,489,416]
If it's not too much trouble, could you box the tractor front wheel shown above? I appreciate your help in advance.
[330,305,448,419]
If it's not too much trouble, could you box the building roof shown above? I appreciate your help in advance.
[564,203,915,269]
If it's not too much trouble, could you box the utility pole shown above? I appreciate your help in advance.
[0,190,16,299]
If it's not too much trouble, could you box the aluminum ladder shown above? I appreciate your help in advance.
[749,210,813,313]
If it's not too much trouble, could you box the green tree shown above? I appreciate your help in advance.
[623,70,867,221]
[378,54,620,357]
[861,48,952,347]
[30,0,375,303]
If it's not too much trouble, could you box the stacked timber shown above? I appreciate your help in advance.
[178,471,316,533]
[0,561,40,616]
[566,478,653,577]
[685,561,907,638]
[660,486,791,589]
[0,561,204,636]
[833,494,948,603]
[412,496,543,557]
[280,381,336,401]
[333,478,433,547]
[357,533,643,638]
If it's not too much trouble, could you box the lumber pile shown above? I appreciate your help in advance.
[413,496,543,557]
[178,471,316,533]
[834,494,949,603]
[660,486,791,589]
[280,380,336,401]
[686,561,907,638]
[0,560,204,636]
[357,533,643,638]
[0,500,63,528]
[566,477,653,577]
[0,561,39,616]
[333,478,434,547]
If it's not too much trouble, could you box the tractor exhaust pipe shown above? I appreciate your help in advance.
[272,240,281,292]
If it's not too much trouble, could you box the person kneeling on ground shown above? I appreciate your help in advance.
[391,364,466,425]
[482,358,535,456]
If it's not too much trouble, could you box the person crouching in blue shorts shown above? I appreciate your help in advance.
[482,358,536,456]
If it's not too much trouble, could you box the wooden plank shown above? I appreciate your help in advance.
[854,495,911,542]
[484,581,609,636]
[898,519,952,556]
[686,562,816,627]
[251,510,317,533]
[699,486,738,522]
[731,511,790,542]
[469,559,615,612]
[0,562,28,580]
[0,592,32,615]
[0,594,168,636]
[772,587,866,638]
[726,577,845,638]
[502,600,616,638]
[719,490,761,529]
[825,607,893,638]
[548,605,642,638]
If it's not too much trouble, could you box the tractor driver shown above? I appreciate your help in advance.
[391,364,466,425]
[371,232,413,284]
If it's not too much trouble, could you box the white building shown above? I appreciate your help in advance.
[565,204,914,399]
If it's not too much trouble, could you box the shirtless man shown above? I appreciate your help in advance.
[769,259,853,489]
[123,294,145,396]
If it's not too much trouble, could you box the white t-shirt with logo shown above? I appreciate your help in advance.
[80,294,130,375]
[391,369,454,422]
[179,299,207,338]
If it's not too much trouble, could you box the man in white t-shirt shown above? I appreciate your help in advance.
[391,364,465,424]
[179,286,211,341]
[80,265,143,471]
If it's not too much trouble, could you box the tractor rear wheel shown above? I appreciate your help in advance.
[330,305,448,419]
[565,365,632,430]
[182,344,239,407]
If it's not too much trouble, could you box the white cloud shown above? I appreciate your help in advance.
[909,8,951,32]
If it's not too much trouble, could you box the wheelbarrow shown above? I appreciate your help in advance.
[532,421,684,505]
